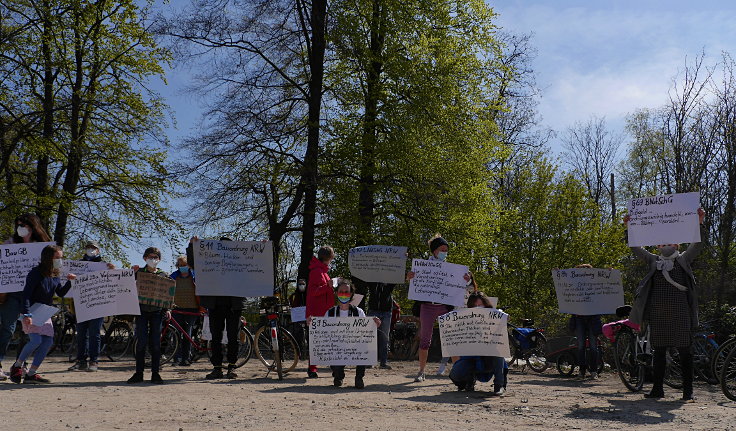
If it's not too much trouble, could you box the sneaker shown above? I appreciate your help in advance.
[179,360,191,367]
[9,365,23,384]
[23,373,50,384]
[87,362,99,372]
[379,364,392,370]
[226,365,238,379]
[68,361,88,371]
[150,373,164,384]
[644,389,664,399]
[333,378,343,387]
[681,394,695,403]
[437,363,447,375]
[465,381,476,392]
[493,387,506,397]
[589,372,598,380]
[414,372,425,382]
[206,367,224,380]
[127,372,144,384]
[355,377,365,389]
[0,368,7,381]
[307,371,319,379]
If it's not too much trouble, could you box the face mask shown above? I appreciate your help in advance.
[146,258,160,269]
[437,251,448,261]
[17,226,30,238]
[337,294,352,304]
[659,246,677,257]
[53,258,63,269]
[179,266,189,274]
[85,248,99,258]
[298,283,306,292]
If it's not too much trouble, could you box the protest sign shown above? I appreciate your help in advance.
[136,271,176,309]
[72,269,140,323]
[627,192,701,247]
[348,246,408,284]
[309,317,377,366]
[408,259,469,307]
[290,306,306,323]
[552,268,624,315]
[350,293,364,307]
[194,240,274,297]
[438,308,510,357]
[60,260,108,278]
[0,242,55,293]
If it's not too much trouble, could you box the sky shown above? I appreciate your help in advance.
[128,0,736,271]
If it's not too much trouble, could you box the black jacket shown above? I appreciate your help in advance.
[367,283,395,312]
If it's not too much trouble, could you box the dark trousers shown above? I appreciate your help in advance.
[331,365,366,380]
[173,308,198,362]
[652,346,693,395]
[209,307,241,367]
[135,311,163,373]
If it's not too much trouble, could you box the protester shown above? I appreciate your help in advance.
[288,278,307,308]
[566,264,603,380]
[69,241,115,372]
[187,237,246,380]
[365,281,396,369]
[0,214,51,381]
[407,234,471,382]
[171,255,199,366]
[320,280,381,389]
[625,208,706,401]
[8,245,75,383]
[306,246,335,378]
[448,292,507,395]
[127,247,170,384]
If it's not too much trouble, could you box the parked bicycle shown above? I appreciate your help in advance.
[389,318,419,361]
[507,319,548,372]
[554,335,605,376]
[253,296,299,380]
[712,335,736,384]
[692,326,719,384]
[720,337,736,401]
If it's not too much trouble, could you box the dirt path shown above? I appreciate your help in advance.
[3,357,735,430]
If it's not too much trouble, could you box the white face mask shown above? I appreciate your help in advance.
[298,283,306,292]
[17,226,30,238]
[53,258,63,269]
[437,251,448,261]
[145,258,160,269]
[86,248,99,258]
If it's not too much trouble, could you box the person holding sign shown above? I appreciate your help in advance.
[316,280,381,389]
[625,208,706,401]
[8,245,75,384]
[305,246,336,379]
[0,213,52,381]
[69,241,116,373]
[407,235,472,383]
[171,255,199,366]
[127,247,170,385]
[449,292,507,395]
[565,264,603,381]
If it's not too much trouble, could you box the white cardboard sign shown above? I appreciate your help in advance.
[438,308,510,357]
[0,242,55,293]
[71,269,140,323]
[408,259,469,307]
[627,192,701,247]
[194,240,274,297]
[348,246,407,284]
[308,317,377,366]
[552,268,624,315]
[60,260,109,278]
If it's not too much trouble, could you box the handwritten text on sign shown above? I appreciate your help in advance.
[194,240,274,297]
[0,242,55,293]
[72,270,140,323]
[408,259,469,307]
[348,245,407,284]
[627,192,700,247]
[136,272,176,309]
[438,308,510,357]
[309,317,377,366]
[61,260,108,279]
[552,268,624,315]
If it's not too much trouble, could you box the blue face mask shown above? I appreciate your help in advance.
[437,251,448,261]
[179,266,189,274]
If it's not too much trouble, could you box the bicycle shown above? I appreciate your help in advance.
[172,309,253,367]
[67,315,135,362]
[555,335,605,376]
[720,337,736,401]
[253,296,299,380]
[507,319,548,373]
[389,317,419,361]
[611,305,682,392]
[692,327,719,384]
[712,335,736,384]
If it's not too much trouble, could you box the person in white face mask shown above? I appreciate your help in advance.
[625,208,706,402]
[0,214,52,381]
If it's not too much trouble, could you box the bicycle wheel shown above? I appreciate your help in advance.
[254,325,300,373]
[721,343,736,401]
[105,322,133,361]
[663,347,683,389]
[712,337,736,384]
[692,336,718,384]
[556,351,576,376]
[234,327,254,368]
[507,334,519,366]
[614,329,645,392]
[526,334,549,373]
[132,324,179,366]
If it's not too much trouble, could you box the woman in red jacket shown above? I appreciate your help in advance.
[305,246,335,378]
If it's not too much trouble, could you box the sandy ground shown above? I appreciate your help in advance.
[2,356,736,430]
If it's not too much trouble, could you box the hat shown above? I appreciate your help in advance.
[85,241,100,250]
[429,237,449,253]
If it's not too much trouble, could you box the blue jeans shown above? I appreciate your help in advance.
[135,311,163,373]
[173,308,198,362]
[18,333,54,368]
[575,318,598,374]
[76,317,104,362]
[450,356,505,391]
[0,294,22,362]
[368,310,392,365]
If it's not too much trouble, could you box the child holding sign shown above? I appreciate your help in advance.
[9,245,75,384]
[320,280,381,389]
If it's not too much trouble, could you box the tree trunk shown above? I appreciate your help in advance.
[36,0,55,229]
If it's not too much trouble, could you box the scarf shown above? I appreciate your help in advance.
[655,251,687,291]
